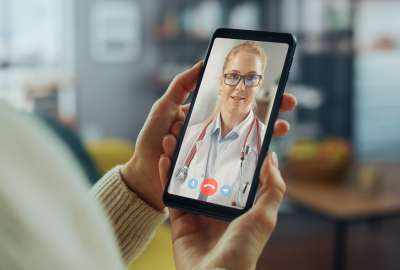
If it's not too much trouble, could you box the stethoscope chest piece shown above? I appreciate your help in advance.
[175,165,189,183]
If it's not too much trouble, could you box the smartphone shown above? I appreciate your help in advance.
[163,28,296,221]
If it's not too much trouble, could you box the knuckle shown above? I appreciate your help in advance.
[172,73,183,84]
[280,179,287,194]
[152,98,171,113]
[278,177,287,198]
[271,168,287,201]
[250,209,277,233]
[150,99,162,113]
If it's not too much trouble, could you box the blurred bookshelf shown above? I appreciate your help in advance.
[150,0,356,141]
[150,0,266,89]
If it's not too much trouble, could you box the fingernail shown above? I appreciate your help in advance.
[271,152,279,168]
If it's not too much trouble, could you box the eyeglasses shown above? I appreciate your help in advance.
[223,73,263,87]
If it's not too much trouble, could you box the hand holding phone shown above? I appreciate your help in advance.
[163,28,296,220]
[160,146,285,269]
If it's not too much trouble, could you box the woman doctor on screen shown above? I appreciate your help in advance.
[170,41,268,208]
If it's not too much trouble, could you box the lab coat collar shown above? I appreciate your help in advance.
[212,111,254,142]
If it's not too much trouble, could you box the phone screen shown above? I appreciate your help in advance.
[168,38,289,209]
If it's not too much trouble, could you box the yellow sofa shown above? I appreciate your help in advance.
[86,139,175,269]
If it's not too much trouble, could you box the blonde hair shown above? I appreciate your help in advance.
[204,41,267,123]
[222,41,268,73]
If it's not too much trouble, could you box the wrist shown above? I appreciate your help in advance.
[120,156,164,211]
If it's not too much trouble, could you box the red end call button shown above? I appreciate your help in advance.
[200,178,218,197]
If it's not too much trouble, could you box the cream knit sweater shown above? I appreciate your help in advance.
[0,102,167,269]
[91,166,168,262]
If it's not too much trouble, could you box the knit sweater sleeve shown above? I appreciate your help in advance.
[91,166,168,264]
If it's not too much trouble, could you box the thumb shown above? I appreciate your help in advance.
[249,152,285,234]
[162,61,202,105]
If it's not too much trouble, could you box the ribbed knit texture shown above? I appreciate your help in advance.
[91,166,168,263]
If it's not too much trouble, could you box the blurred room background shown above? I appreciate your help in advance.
[1,0,399,269]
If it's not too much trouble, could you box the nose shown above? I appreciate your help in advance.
[236,78,246,92]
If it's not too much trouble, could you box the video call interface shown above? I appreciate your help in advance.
[168,38,289,209]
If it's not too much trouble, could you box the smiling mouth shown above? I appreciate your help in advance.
[230,96,245,102]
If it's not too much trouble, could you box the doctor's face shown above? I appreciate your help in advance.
[219,51,264,117]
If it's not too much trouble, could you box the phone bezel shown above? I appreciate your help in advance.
[163,28,296,221]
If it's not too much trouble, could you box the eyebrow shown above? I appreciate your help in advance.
[229,70,259,74]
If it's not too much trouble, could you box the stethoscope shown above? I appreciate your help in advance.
[175,116,262,206]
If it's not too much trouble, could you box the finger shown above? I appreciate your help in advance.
[259,152,279,188]
[159,154,171,190]
[174,104,190,136]
[258,153,272,188]
[254,152,278,203]
[253,153,273,198]
[251,152,285,225]
[177,105,187,121]
[163,61,202,105]
[280,93,297,112]
[171,121,184,138]
[162,134,177,157]
[273,119,290,137]
[177,103,191,121]
[181,103,190,116]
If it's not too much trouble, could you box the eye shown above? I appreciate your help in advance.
[245,74,259,82]
[225,73,240,80]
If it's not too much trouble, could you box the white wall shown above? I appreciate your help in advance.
[354,0,400,161]
[74,0,160,140]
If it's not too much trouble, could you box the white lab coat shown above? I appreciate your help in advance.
[169,111,266,208]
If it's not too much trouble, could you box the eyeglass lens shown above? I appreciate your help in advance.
[224,73,261,87]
